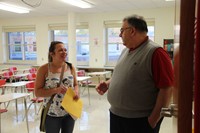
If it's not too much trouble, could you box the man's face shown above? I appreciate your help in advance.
[119,21,133,48]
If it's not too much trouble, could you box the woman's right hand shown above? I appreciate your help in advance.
[55,85,67,94]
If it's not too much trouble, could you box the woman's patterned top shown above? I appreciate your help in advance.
[44,63,74,117]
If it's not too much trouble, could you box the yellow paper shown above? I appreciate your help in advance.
[61,88,83,119]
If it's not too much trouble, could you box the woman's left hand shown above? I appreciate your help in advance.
[73,90,79,101]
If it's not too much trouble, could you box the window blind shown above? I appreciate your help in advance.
[48,23,68,30]
[3,25,35,32]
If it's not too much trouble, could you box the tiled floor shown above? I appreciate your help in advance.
[0,87,173,133]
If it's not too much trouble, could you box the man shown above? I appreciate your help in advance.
[96,15,174,133]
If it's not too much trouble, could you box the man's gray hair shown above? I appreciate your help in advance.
[123,15,148,33]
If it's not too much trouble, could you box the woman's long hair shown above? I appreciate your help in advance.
[48,41,63,62]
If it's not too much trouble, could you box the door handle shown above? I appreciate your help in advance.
[192,110,194,119]
[161,104,194,119]
[161,104,178,117]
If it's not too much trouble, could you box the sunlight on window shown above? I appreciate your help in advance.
[76,29,89,65]
[106,25,154,66]
[7,31,37,61]
[51,30,69,60]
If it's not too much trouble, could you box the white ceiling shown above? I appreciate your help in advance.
[0,0,175,19]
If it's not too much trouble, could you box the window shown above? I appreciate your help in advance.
[49,23,89,65]
[104,21,124,66]
[106,27,125,66]
[49,24,68,60]
[76,28,89,66]
[105,20,155,66]
[50,30,68,48]
[4,26,36,63]
[148,26,155,41]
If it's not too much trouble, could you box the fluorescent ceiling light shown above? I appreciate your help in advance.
[61,0,93,8]
[0,2,30,13]
[165,0,175,1]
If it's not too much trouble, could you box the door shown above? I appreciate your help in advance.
[172,0,181,131]
[161,0,197,133]
[194,0,200,133]
[176,0,198,133]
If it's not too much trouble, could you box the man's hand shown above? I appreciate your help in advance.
[148,117,157,128]
[96,82,108,95]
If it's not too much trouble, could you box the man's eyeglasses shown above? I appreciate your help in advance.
[120,27,132,33]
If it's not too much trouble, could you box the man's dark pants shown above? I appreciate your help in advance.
[110,111,164,133]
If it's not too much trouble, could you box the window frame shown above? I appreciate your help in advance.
[3,25,37,64]
[104,19,155,67]
[104,21,123,66]
[76,23,89,66]
[49,23,68,60]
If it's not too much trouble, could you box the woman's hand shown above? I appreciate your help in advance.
[73,89,79,101]
[55,85,67,94]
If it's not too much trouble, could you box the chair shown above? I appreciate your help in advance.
[3,71,21,82]
[27,73,37,81]
[0,79,6,94]
[29,68,37,74]
[2,71,13,83]
[0,79,6,86]
[77,70,92,94]
[77,70,85,76]
[26,82,35,93]
[9,67,17,74]
[0,109,8,132]
[77,70,92,84]
[25,82,43,117]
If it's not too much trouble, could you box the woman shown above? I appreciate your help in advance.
[35,41,79,133]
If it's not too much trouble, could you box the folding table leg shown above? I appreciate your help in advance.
[24,98,29,133]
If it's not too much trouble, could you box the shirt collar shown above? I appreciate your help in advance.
[129,36,149,52]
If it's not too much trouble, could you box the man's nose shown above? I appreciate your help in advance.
[119,32,122,37]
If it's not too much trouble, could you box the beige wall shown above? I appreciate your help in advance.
[0,7,175,68]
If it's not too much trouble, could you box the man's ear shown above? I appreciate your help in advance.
[130,27,136,36]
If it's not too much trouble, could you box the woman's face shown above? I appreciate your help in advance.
[52,43,67,62]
